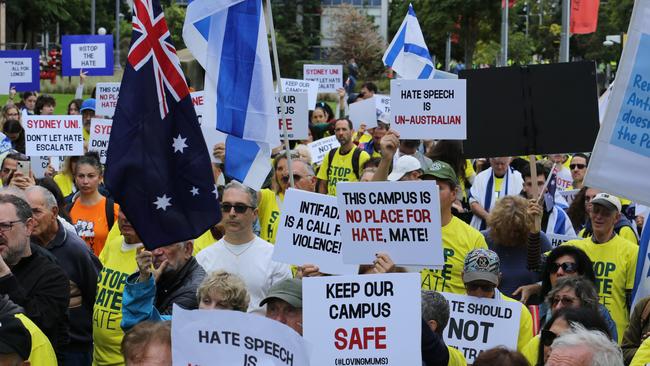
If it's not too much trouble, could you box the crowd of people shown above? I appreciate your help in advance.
[0,78,648,366]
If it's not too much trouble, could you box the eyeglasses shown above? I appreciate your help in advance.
[570,164,586,170]
[282,174,304,183]
[548,262,578,274]
[551,296,577,307]
[541,329,558,347]
[465,283,495,292]
[221,203,254,214]
[0,220,23,233]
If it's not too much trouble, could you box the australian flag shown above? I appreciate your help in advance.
[105,0,221,249]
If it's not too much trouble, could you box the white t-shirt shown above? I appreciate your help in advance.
[196,236,292,315]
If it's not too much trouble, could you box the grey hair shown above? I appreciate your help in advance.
[223,181,258,208]
[421,291,449,336]
[0,186,27,200]
[546,276,599,310]
[0,193,33,221]
[293,158,315,177]
[25,186,58,210]
[550,324,623,366]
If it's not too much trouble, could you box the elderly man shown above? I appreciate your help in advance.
[546,325,624,366]
[25,185,101,364]
[260,278,303,335]
[197,181,292,314]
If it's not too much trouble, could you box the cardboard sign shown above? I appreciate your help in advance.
[303,64,343,93]
[280,78,319,110]
[303,273,421,366]
[191,90,226,163]
[0,62,11,95]
[390,79,467,140]
[89,118,113,163]
[546,233,579,248]
[62,35,114,76]
[272,189,357,275]
[336,181,444,266]
[24,116,84,156]
[0,50,40,91]
[349,97,377,130]
[171,305,309,366]
[95,82,120,117]
[276,93,308,140]
[442,292,522,364]
[375,94,391,115]
[308,135,340,165]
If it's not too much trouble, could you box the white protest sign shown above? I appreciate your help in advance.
[375,94,391,115]
[390,79,467,140]
[546,233,579,248]
[29,156,49,179]
[171,305,309,366]
[280,78,319,110]
[191,91,226,163]
[349,97,377,130]
[88,118,112,163]
[337,181,444,266]
[24,116,84,156]
[4,58,32,83]
[71,43,106,69]
[308,135,340,165]
[559,189,579,206]
[442,292,522,364]
[95,82,120,117]
[0,62,10,94]
[303,64,343,93]
[303,273,421,366]
[276,93,308,140]
[0,133,12,154]
[273,189,357,275]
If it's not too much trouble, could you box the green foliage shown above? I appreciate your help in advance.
[162,3,187,51]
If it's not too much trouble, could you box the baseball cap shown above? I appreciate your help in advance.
[0,315,31,360]
[463,249,500,285]
[422,160,459,186]
[591,193,621,213]
[377,112,390,126]
[259,278,302,308]
[388,155,421,181]
[80,98,96,112]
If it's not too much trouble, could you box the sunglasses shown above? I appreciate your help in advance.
[548,262,578,274]
[221,203,254,214]
[551,296,577,307]
[465,283,495,292]
[570,164,586,170]
[282,174,304,182]
[541,329,558,347]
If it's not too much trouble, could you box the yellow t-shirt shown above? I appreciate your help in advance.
[53,173,74,197]
[193,229,218,256]
[358,133,372,145]
[258,188,283,244]
[15,313,57,366]
[93,233,140,366]
[500,292,534,351]
[631,336,650,366]
[578,226,639,245]
[494,177,504,197]
[562,235,638,343]
[521,335,540,366]
[448,345,467,366]
[316,147,370,196]
[421,216,488,294]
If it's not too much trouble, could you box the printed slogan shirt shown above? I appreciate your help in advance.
[258,188,283,244]
[317,147,370,196]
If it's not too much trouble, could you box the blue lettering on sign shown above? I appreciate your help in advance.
[610,33,650,157]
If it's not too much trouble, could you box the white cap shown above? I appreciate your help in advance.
[387,155,421,181]
[591,193,622,213]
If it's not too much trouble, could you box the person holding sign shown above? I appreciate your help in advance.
[34,95,55,115]
[80,99,96,143]
[359,117,390,159]
[462,249,533,351]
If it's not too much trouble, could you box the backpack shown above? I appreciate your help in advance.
[326,146,362,181]
[67,196,115,231]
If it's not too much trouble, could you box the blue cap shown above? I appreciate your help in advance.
[80,98,96,112]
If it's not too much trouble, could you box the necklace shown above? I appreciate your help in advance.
[223,240,254,257]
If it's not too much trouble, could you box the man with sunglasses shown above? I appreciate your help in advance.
[196,181,292,315]
[562,193,639,343]
[569,154,589,190]
[462,248,533,352]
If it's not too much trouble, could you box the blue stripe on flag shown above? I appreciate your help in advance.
[384,26,406,67]
[404,43,432,61]
[225,135,260,182]
[216,0,260,138]
[407,3,416,16]
[193,17,211,41]
[418,64,433,79]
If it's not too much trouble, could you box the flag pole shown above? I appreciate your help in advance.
[265,0,295,188]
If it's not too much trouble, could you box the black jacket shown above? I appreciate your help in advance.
[155,256,205,314]
[422,319,450,366]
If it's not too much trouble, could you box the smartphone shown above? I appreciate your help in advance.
[16,160,30,176]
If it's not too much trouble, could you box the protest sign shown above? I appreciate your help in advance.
[442,292,522,364]
[559,189,579,206]
[0,62,10,94]
[273,189,357,275]
[547,233,579,248]
[349,97,377,130]
[303,273,421,366]
[375,94,391,115]
[585,1,650,206]
[276,93,308,140]
[24,116,84,156]
[191,91,226,163]
[337,181,444,266]
[61,35,114,76]
[95,83,120,117]
[29,156,49,179]
[280,78,319,110]
[171,305,309,366]
[0,133,12,154]
[308,135,340,165]
[390,79,467,140]
[303,64,343,93]
[0,50,39,91]
[89,118,113,163]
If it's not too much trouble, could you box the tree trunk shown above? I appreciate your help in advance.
[462,16,479,68]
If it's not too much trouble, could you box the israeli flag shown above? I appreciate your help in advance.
[184,0,278,189]
[632,210,650,307]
